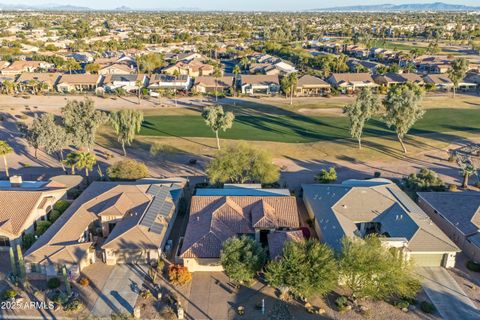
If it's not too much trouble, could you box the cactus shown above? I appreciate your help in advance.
[9,246,17,278]
[16,245,26,284]
[62,265,72,296]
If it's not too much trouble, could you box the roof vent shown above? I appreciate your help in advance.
[196,216,200,222]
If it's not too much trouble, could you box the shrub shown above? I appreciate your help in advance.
[50,290,67,304]
[35,221,52,236]
[47,277,61,289]
[335,296,348,310]
[22,233,36,250]
[63,297,82,311]
[394,300,410,309]
[374,171,382,178]
[420,301,436,314]
[78,278,90,286]
[49,210,62,223]
[448,184,458,192]
[475,181,480,189]
[53,200,70,213]
[107,160,149,181]
[404,168,445,193]
[466,261,480,272]
[168,265,192,286]
[2,289,17,300]
[67,188,82,199]
[140,289,152,299]
[315,167,337,183]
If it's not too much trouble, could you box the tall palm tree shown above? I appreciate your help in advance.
[288,73,298,105]
[110,109,144,156]
[213,67,222,102]
[0,140,13,177]
[76,152,97,177]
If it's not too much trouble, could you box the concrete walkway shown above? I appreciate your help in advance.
[418,267,480,320]
[91,264,145,317]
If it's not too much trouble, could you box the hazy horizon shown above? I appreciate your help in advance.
[0,0,478,11]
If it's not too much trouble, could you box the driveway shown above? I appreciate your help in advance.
[185,272,235,320]
[418,267,480,320]
[90,264,146,317]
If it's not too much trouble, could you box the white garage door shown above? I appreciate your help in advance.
[412,254,445,267]
[116,250,147,264]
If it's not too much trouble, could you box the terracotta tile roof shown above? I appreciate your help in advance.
[181,195,299,258]
[303,180,459,253]
[25,180,186,265]
[194,76,233,88]
[16,72,61,85]
[297,75,331,88]
[330,72,376,84]
[268,230,304,259]
[240,75,280,85]
[0,185,66,238]
[58,74,101,85]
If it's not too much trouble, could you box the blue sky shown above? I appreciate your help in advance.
[4,0,477,10]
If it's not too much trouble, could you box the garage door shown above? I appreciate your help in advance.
[412,254,445,267]
[116,250,147,264]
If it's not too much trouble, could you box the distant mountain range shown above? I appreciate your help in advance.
[0,3,91,11]
[312,2,480,12]
[0,3,202,11]
[0,1,478,12]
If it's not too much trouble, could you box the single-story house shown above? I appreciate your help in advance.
[374,72,425,87]
[327,73,378,93]
[418,192,480,262]
[15,72,62,92]
[98,63,134,75]
[424,74,477,91]
[0,61,53,76]
[56,74,103,93]
[179,185,301,272]
[193,76,234,94]
[239,75,280,95]
[302,179,459,267]
[25,178,187,278]
[103,74,147,92]
[295,75,331,96]
[0,176,67,251]
[148,74,191,92]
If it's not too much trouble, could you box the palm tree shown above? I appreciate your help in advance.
[233,65,241,76]
[457,156,477,188]
[76,152,97,177]
[240,57,249,71]
[63,152,79,175]
[288,73,298,105]
[213,67,222,102]
[0,140,13,177]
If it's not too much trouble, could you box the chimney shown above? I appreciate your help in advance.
[9,175,22,188]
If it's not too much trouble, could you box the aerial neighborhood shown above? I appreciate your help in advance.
[0,3,479,320]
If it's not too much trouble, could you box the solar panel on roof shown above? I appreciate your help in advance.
[150,222,164,235]
[159,202,174,217]
[143,184,174,229]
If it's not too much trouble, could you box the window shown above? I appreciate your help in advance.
[0,236,10,247]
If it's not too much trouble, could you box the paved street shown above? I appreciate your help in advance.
[418,267,480,320]
[91,264,146,317]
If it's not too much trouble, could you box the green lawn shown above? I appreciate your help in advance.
[140,108,480,144]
